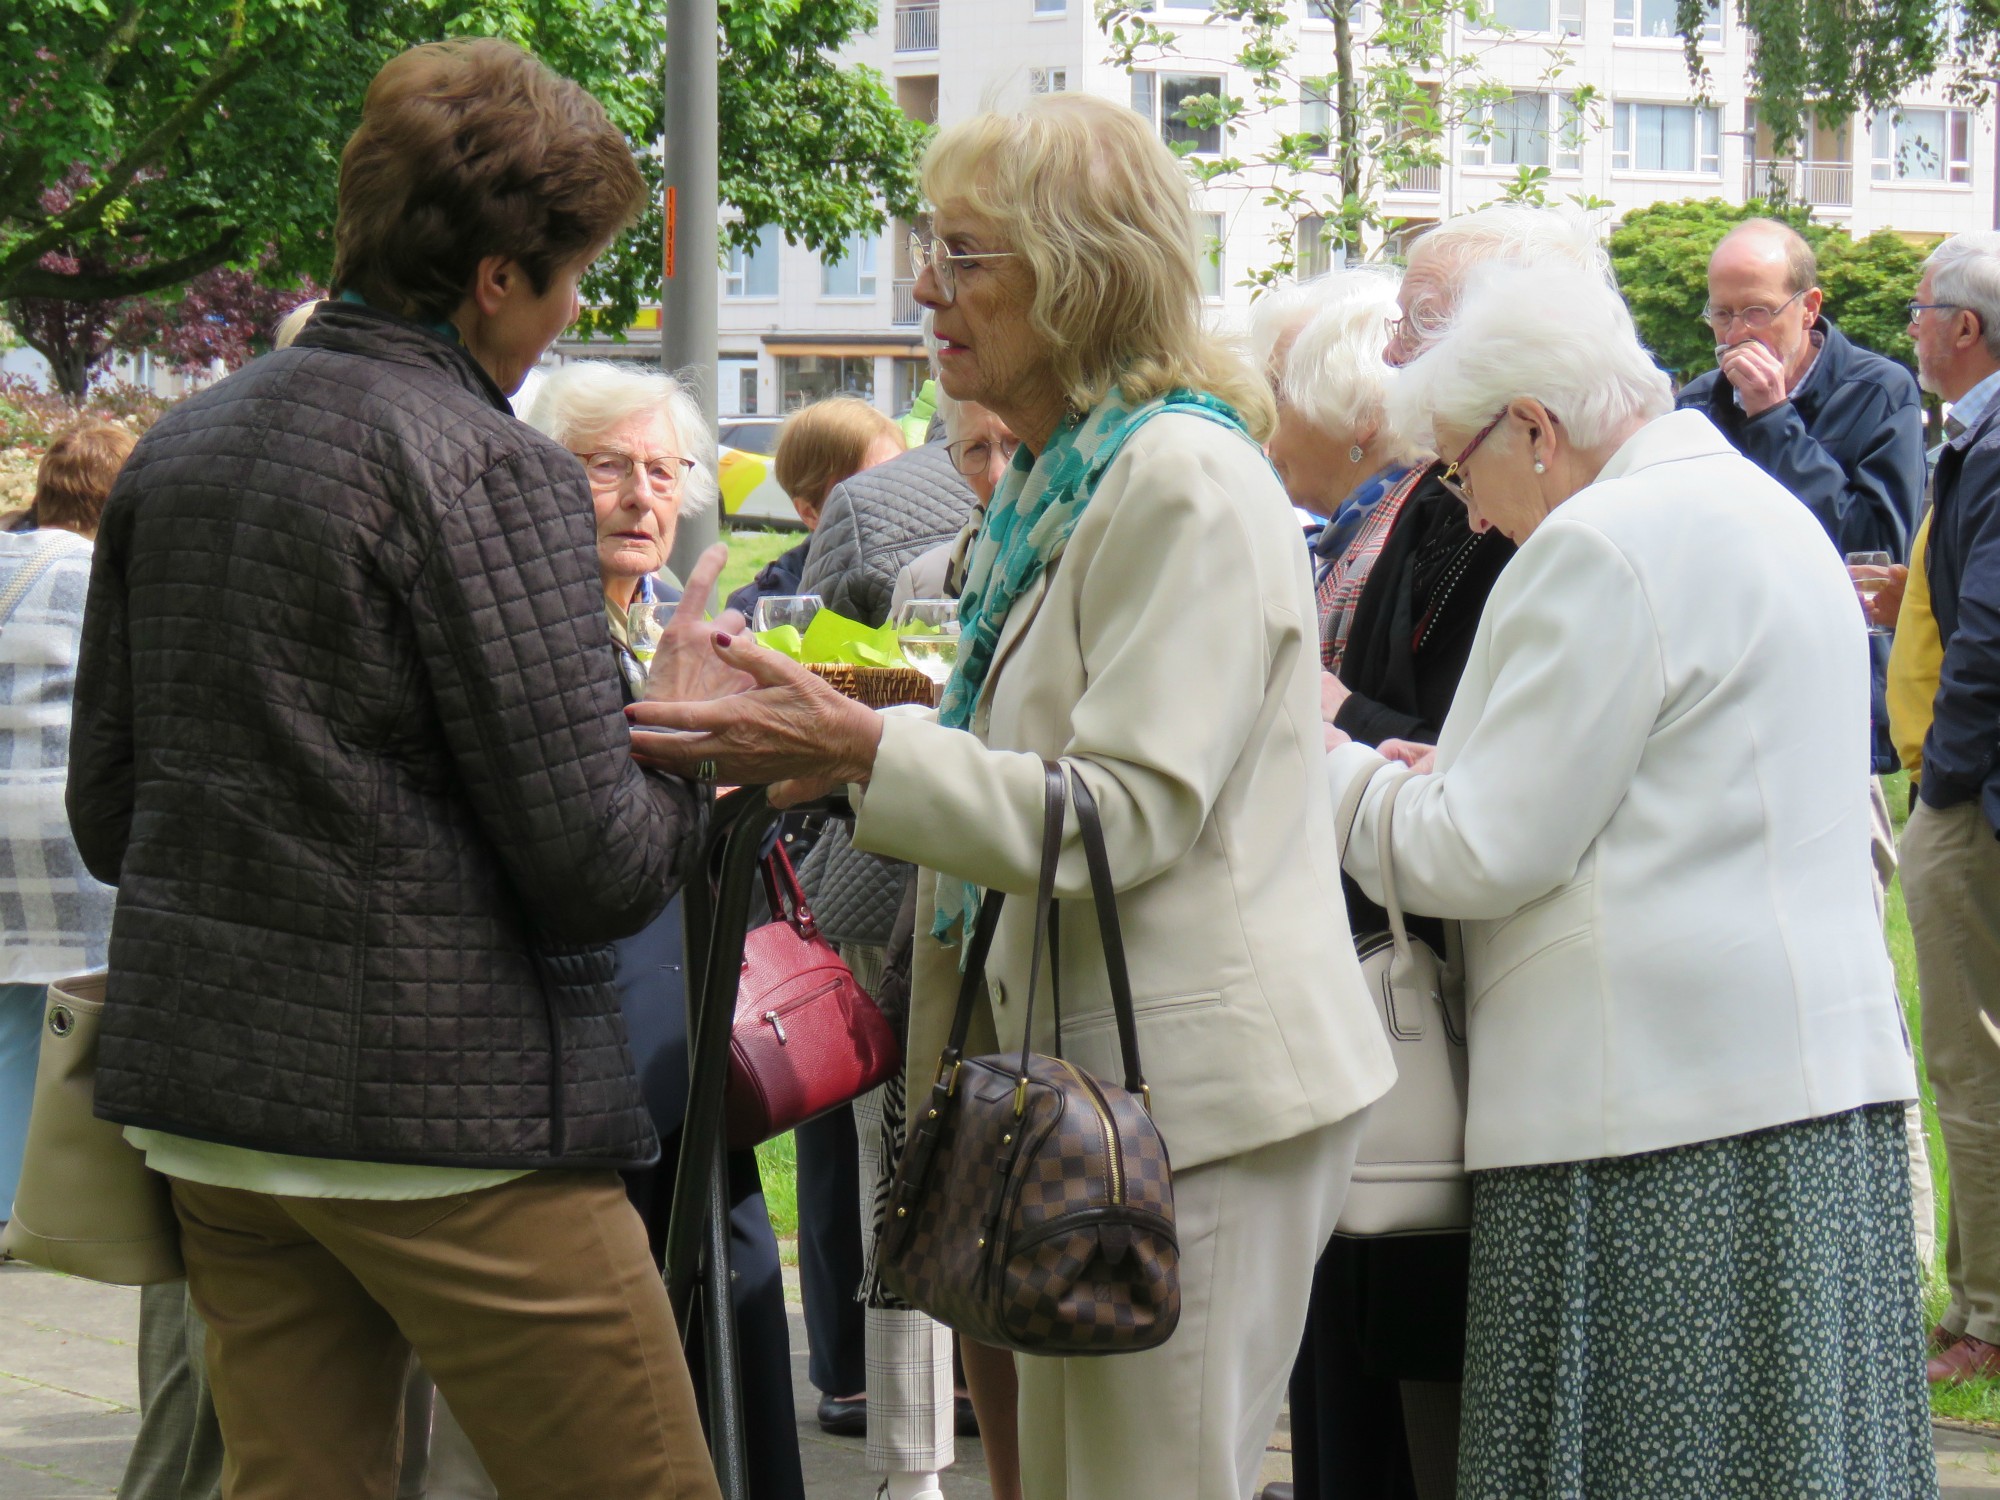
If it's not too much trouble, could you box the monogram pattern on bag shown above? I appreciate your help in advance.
[880,1052,1181,1355]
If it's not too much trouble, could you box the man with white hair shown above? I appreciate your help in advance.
[1901,228,2000,1386]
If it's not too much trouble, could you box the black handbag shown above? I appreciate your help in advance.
[876,761,1181,1355]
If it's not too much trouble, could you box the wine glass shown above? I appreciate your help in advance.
[1844,551,1894,637]
[894,598,960,685]
[753,594,823,636]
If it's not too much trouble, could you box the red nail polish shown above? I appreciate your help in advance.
[713,631,732,648]
[623,705,637,718]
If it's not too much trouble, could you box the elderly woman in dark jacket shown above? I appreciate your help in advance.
[67,41,721,1500]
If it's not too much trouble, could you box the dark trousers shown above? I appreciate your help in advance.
[615,900,806,1500]
[793,1103,867,1397]
[1289,1233,1470,1500]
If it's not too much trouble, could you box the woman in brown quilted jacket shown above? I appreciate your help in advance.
[69,40,725,1500]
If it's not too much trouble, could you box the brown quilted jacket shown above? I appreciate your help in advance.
[69,301,696,1170]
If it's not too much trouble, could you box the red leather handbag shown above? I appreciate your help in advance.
[724,844,903,1148]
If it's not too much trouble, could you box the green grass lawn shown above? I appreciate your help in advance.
[716,528,797,606]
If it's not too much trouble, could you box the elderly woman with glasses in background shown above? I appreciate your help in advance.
[632,92,1395,1499]
[1328,261,1934,1499]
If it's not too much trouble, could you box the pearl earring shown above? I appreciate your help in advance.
[1349,444,1364,464]
[1534,460,1546,473]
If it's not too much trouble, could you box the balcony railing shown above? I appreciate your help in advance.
[1391,161,1443,194]
[895,2,938,52]
[1745,159,1853,208]
[892,279,920,327]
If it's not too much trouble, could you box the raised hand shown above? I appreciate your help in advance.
[628,631,883,799]
[641,543,755,705]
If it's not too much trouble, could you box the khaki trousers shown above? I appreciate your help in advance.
[170,1172,721,1500]
[1870,777,1939,1267]
[1902,797,2000,1346]
[1015,1114,1365,1500]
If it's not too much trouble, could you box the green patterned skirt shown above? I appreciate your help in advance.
[1459,1104,1936,1500]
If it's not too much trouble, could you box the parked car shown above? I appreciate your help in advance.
[715,417,797,529]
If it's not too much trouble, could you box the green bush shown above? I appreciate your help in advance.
[1611,198,1928,383]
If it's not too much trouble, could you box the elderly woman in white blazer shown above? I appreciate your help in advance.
[1323,263,1933,1498]
[631,94,1394,1500]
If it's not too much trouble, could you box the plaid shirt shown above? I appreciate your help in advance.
[0,529,114,981]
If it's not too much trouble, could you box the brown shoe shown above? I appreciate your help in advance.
[1926,1333,2000,1384]
[1929,1323,1964,1354]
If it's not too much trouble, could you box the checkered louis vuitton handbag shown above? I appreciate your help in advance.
[876,760,1180,1355]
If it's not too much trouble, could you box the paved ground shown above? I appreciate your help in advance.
[0,1256,1992,1497]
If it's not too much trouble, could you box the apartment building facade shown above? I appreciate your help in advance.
[613,0,1998,417]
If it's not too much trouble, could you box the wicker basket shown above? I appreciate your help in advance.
[808,663,939,710]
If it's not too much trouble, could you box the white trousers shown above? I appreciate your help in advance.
[1015,1113,1366,1500]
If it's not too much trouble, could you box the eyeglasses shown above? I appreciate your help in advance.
[908,231,1017,307]
[944,436,1020,477]
[577,450,696,495]
[1908,301,1964,323]
[1700,288,1806,332]
[1437,412,1506,505]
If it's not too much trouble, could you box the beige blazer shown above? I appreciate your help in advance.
[852,411,1395,1172]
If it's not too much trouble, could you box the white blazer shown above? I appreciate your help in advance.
[854,411,1396,1173]
[1327,410,1916,1171]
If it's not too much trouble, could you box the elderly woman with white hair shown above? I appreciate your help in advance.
[1249,269,1431,676]
[632,92,1395,1498]
[1328,263,1934,1496]
[523,359,717,689]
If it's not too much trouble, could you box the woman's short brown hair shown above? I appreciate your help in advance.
[34,423,138,533]
[773,397,905,516]
[332,39,646,322]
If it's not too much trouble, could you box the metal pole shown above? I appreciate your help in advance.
[662,0,721,600]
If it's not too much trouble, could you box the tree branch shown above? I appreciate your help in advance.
[1,231,242,302]
[0,2,257,286]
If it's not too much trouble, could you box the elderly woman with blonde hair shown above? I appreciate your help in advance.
[1329,263,1933,1496]
[632,92,1395,1497]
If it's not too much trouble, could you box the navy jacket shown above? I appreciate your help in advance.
[1677,318,1925,772]
[1921,397,2000,835]
[725,537,809,619]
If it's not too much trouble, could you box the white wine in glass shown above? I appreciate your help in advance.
[895,598,960,686]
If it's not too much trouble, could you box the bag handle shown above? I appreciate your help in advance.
[930,758,1149,1109]
[1067,767,1145,1097]
[759,843,819,942]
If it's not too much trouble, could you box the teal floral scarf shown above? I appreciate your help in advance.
[931,386,1255,946]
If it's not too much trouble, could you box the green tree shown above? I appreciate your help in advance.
[0,0,925,345]
[1096,0,1598,287]
[1608,197,1926,383]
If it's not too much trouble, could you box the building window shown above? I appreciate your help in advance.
[1614,0,1721,41]
[779,355,876,409]
[1197,212,1225,299]
[1131,71,1225,155]
[819,232,879,299]
[1483,0,1583,34]
[1297,215,1337,279]
[723,225,780,299]
[1611,102,1721,173]
[1301,84,1334,158]
[1463,92,1583,171]
[1871,108,1973,184]
[1034,0,1066,11]
[1030,66,1069,93]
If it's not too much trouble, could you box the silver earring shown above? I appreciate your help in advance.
[1534,460,1546,473]
[1349,444,1364,464]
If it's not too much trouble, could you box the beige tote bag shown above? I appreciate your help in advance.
[0,973,184,1283]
